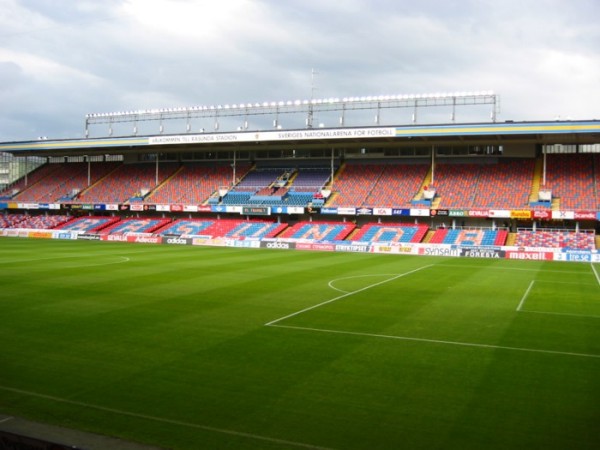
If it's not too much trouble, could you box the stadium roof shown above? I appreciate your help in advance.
[1,120,599,157]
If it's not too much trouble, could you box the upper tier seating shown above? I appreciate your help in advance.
[235,168,285,191]
[544,154,596,210]
[0,164,61,199]
[291,168,331,192]
[330,163,429,208]
[515,229,595,250]
[57,216,120,233]
[329,164,384,207]
[364,164,430,208]
[473,160,535,209]
[78,163,179,203]
[148,163,250,205]
[352,223,429,243]
[434,163,482,209]
[430,160,536,210]
[278,221,355,241]
[13,162,120,203]
[221,168,288,205]
[220,167,327,207]
[596,155,600,210]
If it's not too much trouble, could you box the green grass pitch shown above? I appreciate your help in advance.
[0,237,598,449]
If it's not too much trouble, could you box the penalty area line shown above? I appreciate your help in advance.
[591,263,600,287]
[516,280,535,311]
[268,324,600,359]
[0,385,333,450]
[265,264,434,326]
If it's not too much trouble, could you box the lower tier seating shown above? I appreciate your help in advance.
[515,229,595,250]
[429,228,507,246]
[57,216,120,233]
[156,219,286,239]
[278,221,355,241]
[352,223,428,243]
[101,218,172,235]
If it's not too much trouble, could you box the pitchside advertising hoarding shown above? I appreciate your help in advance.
[1,229,597,261]
[4,200,600,221]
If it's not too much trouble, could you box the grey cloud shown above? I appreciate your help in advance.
[0,0,598,141]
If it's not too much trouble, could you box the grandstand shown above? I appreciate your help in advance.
[0,102,597,253]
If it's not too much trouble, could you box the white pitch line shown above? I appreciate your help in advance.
[518,309,600,319]
[591,263,600,287]
[0,385,334,450]
[516,280,535,311]
[0,416,14,424]
[268,324,600,359]
[327,274,399,294]
[435,263,587,275]
[266,264,434,326]
[0,255,130,266]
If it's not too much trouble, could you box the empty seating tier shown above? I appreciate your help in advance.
[78,163,179,204]
[429,228,507,246]
[0,214,71,229]
[101,218,172,235]
[352,223,428,243]
[278,221,355,241]
[515,229,595,250]
[12,162,120,203]
[157,219,286,239]
[544,154,596,210]
[58,216,121,233]
[148,163,250,205]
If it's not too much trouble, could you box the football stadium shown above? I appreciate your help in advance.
[0,93,599,449]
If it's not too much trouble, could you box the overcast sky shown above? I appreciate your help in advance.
[1,0,599,142]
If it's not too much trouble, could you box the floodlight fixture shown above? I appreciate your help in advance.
[85,89,499,136]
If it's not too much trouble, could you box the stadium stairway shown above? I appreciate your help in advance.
[505,232,517,246]
[595,235,600,250]
[422,229,436,243]
[552,197,561,210]
[324,191,338,206]
[324,163,345,206]
[345,227,361,240]
[528,156,544,203]
[286,170,299,185]
[411,166,433,202]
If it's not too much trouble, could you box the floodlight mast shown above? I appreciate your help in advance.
[307,68,319,129]
[84,91,499,138]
